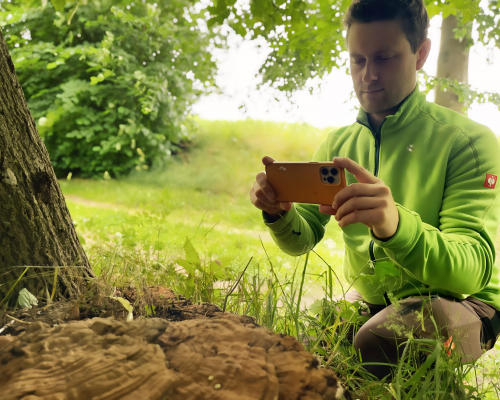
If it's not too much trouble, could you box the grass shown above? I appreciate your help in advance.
[52,118,500,399]
[61,118,346,301]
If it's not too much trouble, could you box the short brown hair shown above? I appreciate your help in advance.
[344,0,430,53]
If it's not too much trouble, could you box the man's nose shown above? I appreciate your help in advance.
[362,60,378,83]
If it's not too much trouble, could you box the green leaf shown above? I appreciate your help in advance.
[210,261,227,280]
[109,296,133,321]
[185,273,195,288]
[174,259,195,274]
[182,274,195,299]
[67,2,79,25]
[46,59,65,70]
[18,288,38,309]
[308,298,324,315]
[184,238,201,266]
[374,261,401,281]
[337,300,358,321]
[144,304,155,317]
[51,0,67,11]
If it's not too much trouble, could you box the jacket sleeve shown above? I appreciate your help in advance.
[262,137,333,256]
[371,128,500,295]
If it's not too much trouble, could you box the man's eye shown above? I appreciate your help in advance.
[378,56,393,61]
[352,59,365,64]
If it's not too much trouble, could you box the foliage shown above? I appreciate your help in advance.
[109,295,133,321]
[17,288,38,309]
[0,0,222,177]
[476,0,500,47]
[419,71,500,114]
[26,217,500,399]
[209,0,352,96]
[205,0,500,107]
[173,238,235,302]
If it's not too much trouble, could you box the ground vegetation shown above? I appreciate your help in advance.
[6,120,496,399]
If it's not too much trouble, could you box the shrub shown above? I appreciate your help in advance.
[2,0,221,177]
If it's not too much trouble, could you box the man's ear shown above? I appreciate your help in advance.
[416,38,431,71]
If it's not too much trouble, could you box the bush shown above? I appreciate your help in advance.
[2,0,221,178]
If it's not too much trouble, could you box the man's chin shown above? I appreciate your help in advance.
[360,104,387,115]
[360,100,394,115]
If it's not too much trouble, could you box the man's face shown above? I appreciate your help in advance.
[348,19,424,115]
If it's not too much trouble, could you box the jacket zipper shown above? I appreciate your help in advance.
[356,118,386,265]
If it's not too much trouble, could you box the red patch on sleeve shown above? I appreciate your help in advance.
[484,174,497,189]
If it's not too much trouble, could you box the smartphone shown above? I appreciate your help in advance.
[265,161,347,205]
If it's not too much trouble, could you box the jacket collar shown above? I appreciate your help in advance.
[356,84,424,133]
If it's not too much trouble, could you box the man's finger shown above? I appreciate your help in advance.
[255,187,279,208]
[332,183,379,209]
[337,209,376,229]
[319,205,337,216]
[332,157,378,184]
[250,187,271,211]
[262,156,275,166]
[256,172,276,200]
[335,196,384,222]
[252,195,291,215]
[253,198,272,212]
[279,201,293,211]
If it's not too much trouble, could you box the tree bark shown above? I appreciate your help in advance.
[435,15,470,113]
[0,30,94,306]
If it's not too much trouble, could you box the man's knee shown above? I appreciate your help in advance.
[352,320,401,379]
[354,317,393,351]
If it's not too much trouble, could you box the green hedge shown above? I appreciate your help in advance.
[3,0,221,178]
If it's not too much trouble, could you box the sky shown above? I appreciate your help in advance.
[192,14,500,136]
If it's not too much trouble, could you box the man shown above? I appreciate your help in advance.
[249,0,500,380]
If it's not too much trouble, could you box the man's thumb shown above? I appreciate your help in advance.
[262,156,275,166]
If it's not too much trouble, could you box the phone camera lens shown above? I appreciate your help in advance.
[327,176,334,184]
[322,168,328,175]
[331,168,338,176]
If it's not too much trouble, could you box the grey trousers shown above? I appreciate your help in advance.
[340,290,497,379]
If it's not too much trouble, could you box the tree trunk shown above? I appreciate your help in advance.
[435,15,470,113]
[0,30,94,306]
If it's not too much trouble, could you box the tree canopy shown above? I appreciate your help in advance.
[205,0,500,108]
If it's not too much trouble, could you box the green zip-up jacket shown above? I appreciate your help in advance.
[264,86,500,309]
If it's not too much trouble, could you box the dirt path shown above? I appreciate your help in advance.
[64,194,127,211]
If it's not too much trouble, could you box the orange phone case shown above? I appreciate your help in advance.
[265,162,346,205]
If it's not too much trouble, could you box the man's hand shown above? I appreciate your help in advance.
[250,156,293,222]
[319,157,399,240]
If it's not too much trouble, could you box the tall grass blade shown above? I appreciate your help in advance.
[294,252,309,337]
[51,267,59,301]
[401,341,441,390]
[0,267,30,306]
[223,257,253,313]
[312,249,344,297]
